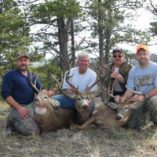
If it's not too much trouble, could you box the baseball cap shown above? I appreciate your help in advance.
[112,48,123,54]
[16,53,30,60]
[136,44,149,53]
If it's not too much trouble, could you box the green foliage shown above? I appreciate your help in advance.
[30,61,62,89]
[150,22,157,36]
[0,0,31,67]
[149,0,157,36]
[29,0,82,71]
[31,0,81,21]
[85,0,149,62]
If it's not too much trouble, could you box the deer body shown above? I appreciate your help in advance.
[74,97,140,129]
[34,90,75,132]
[64,71,141,129]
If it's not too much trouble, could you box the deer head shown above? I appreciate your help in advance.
[34,90,60,115]
[116,101,142,122]
[62,70,101,111]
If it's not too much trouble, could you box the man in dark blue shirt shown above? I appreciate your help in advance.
[1,53,42,136]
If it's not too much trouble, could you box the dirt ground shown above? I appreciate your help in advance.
[1,101,157,157]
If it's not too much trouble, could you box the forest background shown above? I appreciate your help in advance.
[1,0,157,88]
[1,1,157,157]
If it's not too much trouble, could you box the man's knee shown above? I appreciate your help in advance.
[146,96,157,124]
[14,117,40,136]
[9,109,39,136]
[146,96,157,111]
[124,105,145,129]
[53,95,76,109]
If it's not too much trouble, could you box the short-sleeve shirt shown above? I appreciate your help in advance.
[62,67,97,92]
[126,61,157,94]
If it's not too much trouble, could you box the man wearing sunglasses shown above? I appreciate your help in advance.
[115,44,157,128]
[108,48,132,102]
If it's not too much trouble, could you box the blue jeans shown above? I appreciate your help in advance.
[53,95,76,109]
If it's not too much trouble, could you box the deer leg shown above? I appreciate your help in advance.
[74,117,95,129]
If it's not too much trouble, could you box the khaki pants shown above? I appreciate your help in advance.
[145,96,157,124]
[125,96,157,129]
[6,103,40,136]
[124,103,145,129]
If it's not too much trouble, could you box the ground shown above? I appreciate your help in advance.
[1,101,157,157]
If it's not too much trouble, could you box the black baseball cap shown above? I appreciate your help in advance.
[112,48,123,54]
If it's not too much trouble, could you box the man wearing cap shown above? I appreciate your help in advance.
[115,44,157,128]
[1,52,42,136]
[108,48,132,102]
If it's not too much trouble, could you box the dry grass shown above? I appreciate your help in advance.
[1,101,157,157]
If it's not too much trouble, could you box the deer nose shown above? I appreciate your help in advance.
[35,97,40,102]
[82,105,88,110]
[116,114,123,120]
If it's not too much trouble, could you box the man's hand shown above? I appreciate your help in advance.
[114,95,121,103]
[115,95,128,104]
[111,72,124,83]
[47,88,58,97]
[130,94,145,102]
[17,106,30,119]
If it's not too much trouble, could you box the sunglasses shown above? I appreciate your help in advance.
[113,55,122,58]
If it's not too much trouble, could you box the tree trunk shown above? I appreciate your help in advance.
[97,0,104,65]
[57,17,69,71]
[70,19,75,66]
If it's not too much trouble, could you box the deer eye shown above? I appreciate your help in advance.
[124,106,128,110]
[44,96,48,99]
[77,97,81,101]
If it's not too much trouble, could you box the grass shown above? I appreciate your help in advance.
[1,101,157,157]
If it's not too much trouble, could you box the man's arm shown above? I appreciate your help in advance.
[6,96,29,119]
[115,89,133,103]
[121,89,133,102]
[129,88,157,103]
[144,88,157,99]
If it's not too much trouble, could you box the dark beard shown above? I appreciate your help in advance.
[18,65,28,71]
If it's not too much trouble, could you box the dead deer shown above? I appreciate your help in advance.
[30,75,75,133]
[64,71,143,129]
[34,90,75,132]
[62,70,101,124]
[72,99,142,129]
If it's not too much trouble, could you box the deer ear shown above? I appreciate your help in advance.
[130,102,142,109]
[41,89,48,94]
[92,108,97,115]
[50,99,60,109]
[107,102,118,109]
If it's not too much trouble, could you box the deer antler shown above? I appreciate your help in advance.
[64,70,82,95]
[130,90,142,95]
[50,74,62,90]
[29,74,40,93]
[85,78,100,92]
[107,77,115,98]
[65,71,75,89]
[85,64,108,92]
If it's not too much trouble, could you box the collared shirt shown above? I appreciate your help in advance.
[1,69,42,105]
